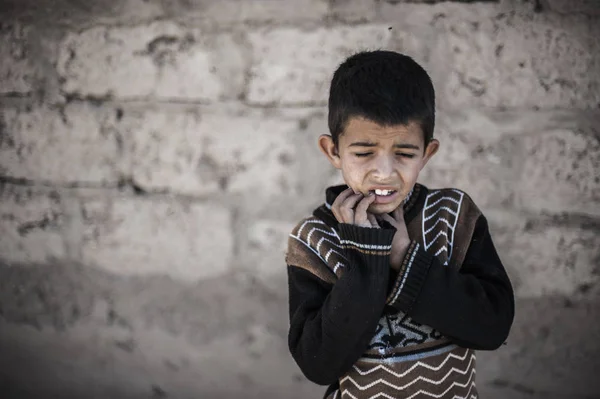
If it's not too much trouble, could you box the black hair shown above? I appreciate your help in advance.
[327,50,435,148]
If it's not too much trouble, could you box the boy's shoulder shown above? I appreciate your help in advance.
[288,214,336,243]
[416,185,482,217]
[286,210,344,282]
[416,185,486,267]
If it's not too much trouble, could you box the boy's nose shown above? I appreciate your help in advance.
[372,156,395,179]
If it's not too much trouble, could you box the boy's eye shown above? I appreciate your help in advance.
[354,152,416,158]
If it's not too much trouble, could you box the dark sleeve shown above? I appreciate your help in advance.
[287,224,394,385]
[385,215,515,350]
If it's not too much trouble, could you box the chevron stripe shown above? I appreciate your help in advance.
[423,206,458,221]
[316,236,343,251]
[342,394,476,399]
[289,235,327,265]
[404,370,476,399]
[296,218,326,236]
[425,189,443,199]
[325,247,346,262]
[343,369,476,399]
[307,226,339,245]
[352,350,473,378]
[424,230,451,251]
[435,246,447,256]
[342,365,475,392]
[453,380,477,399]
[424,195,461,210]
[344,391,395,399]
[449,192,464,262]
[421,190,464,267]
[424,218,454,235]
[333,262,345,274]
[291,220,349,270]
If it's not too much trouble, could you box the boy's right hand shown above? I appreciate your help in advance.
[331,188,380,228]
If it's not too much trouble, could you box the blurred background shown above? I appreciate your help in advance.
[0,0,599,398]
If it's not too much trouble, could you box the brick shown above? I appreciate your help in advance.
[545,0,600,15]
[0,184,66,264]
[117,107,206,195]
[515,128,600,216]
[191,0,328,25]
[430,7,600,108]
[486,211,600,298]
[418,130,515,208]
[0,22,34,94]
[329,0,381,23]
[120,107,301,197]
[419,110,600,214]
[241,219,295,280]
[0,0,164,26]
[294,112,344,202]
[80,196,233,281]
[247,25,393,105]
[0,104,122,184]
[57,21,246,100]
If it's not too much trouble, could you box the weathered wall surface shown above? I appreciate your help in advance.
[0,0,599,398]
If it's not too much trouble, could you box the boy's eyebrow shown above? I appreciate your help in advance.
[348,141,420,150]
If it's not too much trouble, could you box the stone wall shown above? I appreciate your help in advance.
[0,0,599,398]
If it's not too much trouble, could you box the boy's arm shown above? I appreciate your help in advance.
[287,223,394,385]
[386,214,515,350]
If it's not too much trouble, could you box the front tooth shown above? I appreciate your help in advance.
[375,189,389,196]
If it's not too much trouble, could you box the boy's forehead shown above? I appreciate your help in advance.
[341,117,423,145]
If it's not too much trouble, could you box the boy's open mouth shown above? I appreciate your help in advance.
[367,188,400,205]
[370,189,396,197]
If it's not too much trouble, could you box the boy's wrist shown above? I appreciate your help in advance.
[390,239,411,271]
[337,223,396,268]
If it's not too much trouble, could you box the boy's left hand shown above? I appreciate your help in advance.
[378,207,411,271]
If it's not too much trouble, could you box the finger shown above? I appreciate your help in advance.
[337,193,362,223]
[393,206,405,223]
[380,213,399,229]
[331,188,355,211]
[367,213,380,228]
[341,192,364,211]
[354,194,376,225]
[331,188,356,223]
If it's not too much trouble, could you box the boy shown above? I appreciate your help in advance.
[285,50,514,399]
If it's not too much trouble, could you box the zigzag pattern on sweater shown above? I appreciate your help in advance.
[422,189,464,266]
[289,218,347,276]
[333,347,477,399]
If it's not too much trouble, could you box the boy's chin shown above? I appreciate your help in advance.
[368,202,402,215]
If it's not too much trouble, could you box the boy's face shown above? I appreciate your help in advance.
[319,117,439,215]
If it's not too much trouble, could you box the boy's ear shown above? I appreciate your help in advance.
[420,138,439,169]
[318,134,342,169]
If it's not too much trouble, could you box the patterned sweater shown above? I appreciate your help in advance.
[285,184,514,399]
